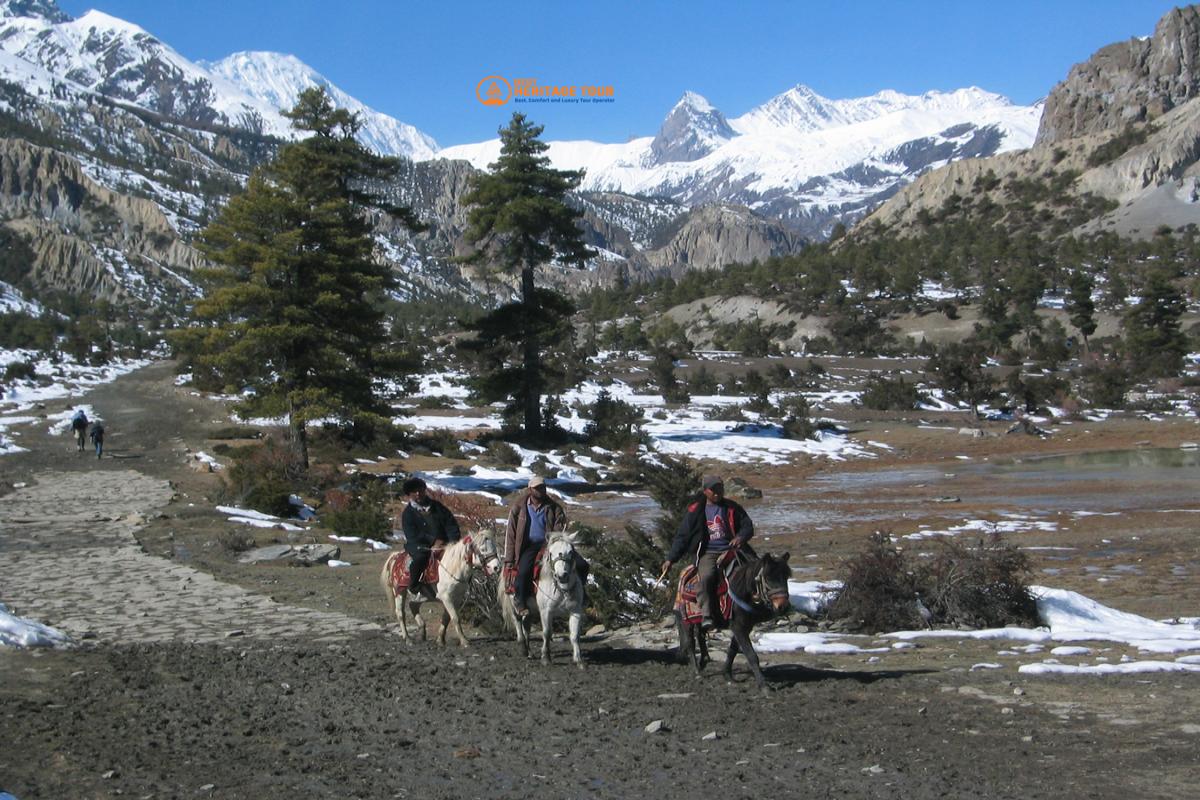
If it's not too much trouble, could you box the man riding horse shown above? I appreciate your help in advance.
[400,478,461,594]
[661,475,754,629]
[505,476,588,617]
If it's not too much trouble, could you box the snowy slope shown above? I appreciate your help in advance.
[204,52,438,159]
[0,4,436,158]
[436,85,1042,235]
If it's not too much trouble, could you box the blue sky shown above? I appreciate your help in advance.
[59,0,1182,147]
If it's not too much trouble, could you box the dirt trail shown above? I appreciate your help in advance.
[1,363,1198,799]
[0,470,380,644]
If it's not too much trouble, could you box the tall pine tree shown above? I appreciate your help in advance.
[177,88,418,466]
[1123,268,1188,378]
[459,113,594,437]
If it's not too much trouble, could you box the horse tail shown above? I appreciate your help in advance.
[495,577,514,632]
[381,552,400,602]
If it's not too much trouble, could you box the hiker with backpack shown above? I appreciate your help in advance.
[89,420,105,459]
[70,409,88,452]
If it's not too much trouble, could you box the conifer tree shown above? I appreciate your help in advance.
[1066,271,1097,353]
[459,113,594,437]
[177,87,418,467]
[1123,268,1188,378]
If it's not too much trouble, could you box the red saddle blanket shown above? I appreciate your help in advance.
[391,551,442,591]
[674,564,733,626]
[502,547,544,595]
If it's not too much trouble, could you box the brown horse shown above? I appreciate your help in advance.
[675,551,792,690]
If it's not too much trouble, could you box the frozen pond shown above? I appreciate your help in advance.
[578,447,1199,533]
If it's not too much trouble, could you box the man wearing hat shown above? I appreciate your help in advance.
[661,475,754,629]
[505,475,583,616]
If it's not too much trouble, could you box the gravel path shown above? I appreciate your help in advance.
[0,469,380,644]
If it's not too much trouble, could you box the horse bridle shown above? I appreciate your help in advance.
[750,560,790,612]
[543,542,576,590]
[448,532,499,582]
[461,532,500,577]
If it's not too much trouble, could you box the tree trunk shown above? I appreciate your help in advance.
[287,394,310,469]
[521,265,541,437]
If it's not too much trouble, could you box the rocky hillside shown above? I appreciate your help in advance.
[1035,6,1200,145]
[0,0,802,309]
[857,4,1200,242]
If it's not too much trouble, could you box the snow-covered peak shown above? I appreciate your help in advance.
[675,90,715,113]
[732,83,845,135]
[732,84,1021,137]
[206,51,439,159]
[0,0,68,23]
[68,8,153,40]
[649,90,735,164]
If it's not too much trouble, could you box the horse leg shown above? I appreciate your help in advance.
[518,614,531,658]
[398,592,412,642]
[723,630,741,682]
[730,620,770,691]
[698,626,710,670]
[437,604,450,647]
[540,606,553,665]
[444,595,469,649]
[568,610,584,668]
[411,595,428,642]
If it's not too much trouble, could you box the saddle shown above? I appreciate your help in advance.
[390,550,442,591]
[502,546,544,595]
[674,552,736,626]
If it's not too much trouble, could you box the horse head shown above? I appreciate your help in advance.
[467,528,502,577]
[755,552,793,614]
[546,535,578,591]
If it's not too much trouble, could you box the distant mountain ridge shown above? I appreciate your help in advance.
[437,85,1041,239]
[0,0,1056,313]
[861,4,1200,241]
[0,1,436,158]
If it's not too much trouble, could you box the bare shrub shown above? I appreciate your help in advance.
[221,435,305,516]
[922,535,1038,628]
[579,523,672,628]
[827,532,1039,633]
[218,529,256,553]
[826,533,924,633]
[325,481,390,539]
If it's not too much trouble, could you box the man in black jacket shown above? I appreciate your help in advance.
[400,477,461,594]
[661,475,753,628]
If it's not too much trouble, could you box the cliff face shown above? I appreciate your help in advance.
[860,5,1200,242]
[0,138,205,303]
[644,205,798,274]
[1036,5,1200,145]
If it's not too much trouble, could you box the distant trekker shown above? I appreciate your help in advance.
[70,409,88,452]
[89,421,105,459]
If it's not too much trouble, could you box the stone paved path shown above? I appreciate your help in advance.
[0,470,381,644]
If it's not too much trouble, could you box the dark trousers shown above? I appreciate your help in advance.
[515,542,543,609]
[408,549,432,589]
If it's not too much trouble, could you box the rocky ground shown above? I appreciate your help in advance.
[1,362,1199,799]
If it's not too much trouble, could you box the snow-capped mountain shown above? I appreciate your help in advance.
[648,91,736,164]
[204,52,438,160]
[437,85,1042,237]
[0,1,435,158]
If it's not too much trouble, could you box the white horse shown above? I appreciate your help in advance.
[499,532,586,668]
[380,529,501,647]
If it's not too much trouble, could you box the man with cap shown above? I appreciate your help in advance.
[505,475,585,616]
[661,475,754,629]
[400,477,461,594]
